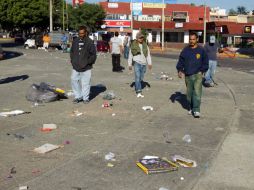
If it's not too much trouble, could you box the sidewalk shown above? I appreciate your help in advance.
[0,48,253,190]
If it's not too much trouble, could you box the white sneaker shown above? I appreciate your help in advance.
[137,93,144,98]
[188,110,192,115]
[193,112,200,118]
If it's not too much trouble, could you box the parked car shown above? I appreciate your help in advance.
[14,34,25,44]
[96,40,109,53]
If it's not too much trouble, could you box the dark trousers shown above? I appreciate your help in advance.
[112,54,121,71]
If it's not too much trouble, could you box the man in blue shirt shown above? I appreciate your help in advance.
[176,33,209,118]
[61,32,68,53]
[204,35,220,87]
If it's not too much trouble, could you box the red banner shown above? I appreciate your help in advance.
[105,20,131,28]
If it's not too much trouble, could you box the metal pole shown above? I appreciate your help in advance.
[203,2,207,44]
[63,0,65,31]
[50,0,53,32]
[66,1,69,31]
[130,0,133,39]
[161,0,165,51]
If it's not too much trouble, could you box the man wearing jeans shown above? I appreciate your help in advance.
[70,26,97,104]
[204,35,220,87]
[176,33,208,118]
[128,32,152,98]
[110,32,124,72]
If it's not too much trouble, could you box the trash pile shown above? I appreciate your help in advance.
[26,82,67,103]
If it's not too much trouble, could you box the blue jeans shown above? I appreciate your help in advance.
[124,46,129,59]
[71,69,91,101]
[134,62,146,93]
[205,60,217,84]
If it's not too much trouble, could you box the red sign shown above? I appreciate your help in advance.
[105,20,131,28]
[73,0,84,6]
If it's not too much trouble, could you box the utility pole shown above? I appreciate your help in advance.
[50,0,53,32]
[66,1,69,31]
[130,0,133,39]
[203,2,207,44]
[63,0,65,31]
[161,0,165,51]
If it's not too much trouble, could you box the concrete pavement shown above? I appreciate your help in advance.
[0,47,253,190]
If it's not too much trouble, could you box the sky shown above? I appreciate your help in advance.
[67,0,254,11]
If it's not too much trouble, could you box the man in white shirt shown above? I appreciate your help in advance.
[109,32,124,72]
[128,32,152,98]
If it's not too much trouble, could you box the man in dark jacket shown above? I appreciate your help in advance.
[70,26,97,104]
[176,32,209,118]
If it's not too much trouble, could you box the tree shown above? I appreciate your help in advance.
[68,3,106,32]
[228,8,237,16]
[237,6,247,15]
[0,0,49,32]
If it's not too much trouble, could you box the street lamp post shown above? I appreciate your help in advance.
[203,2,207,44]
[161,0,165,51]
[50,0,53,32]
[63,0,65,31]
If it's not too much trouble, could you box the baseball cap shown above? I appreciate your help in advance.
[136,32,144,39]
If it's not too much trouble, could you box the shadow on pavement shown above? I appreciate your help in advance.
[3,51,23,60]
[90,84,107,101]
[0,75,29,84]
[169,91,189,111]
[130,81,151,89]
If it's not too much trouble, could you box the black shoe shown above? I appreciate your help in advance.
[83,100,89,104]
[73,98,83,104]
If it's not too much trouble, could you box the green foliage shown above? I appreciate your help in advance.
[228,9,237,16]
[0,0,49,31]
[68,3,106,32]
[237,6,247,15]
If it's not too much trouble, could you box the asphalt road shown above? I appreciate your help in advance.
[152,52,254,74]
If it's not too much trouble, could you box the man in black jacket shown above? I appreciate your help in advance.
[70,26,97,104]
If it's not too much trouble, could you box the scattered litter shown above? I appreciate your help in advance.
[19,186,28,190]
[67,91,74,97]
[26,82,67,103]
[42,124,57,130]
[92,151,99,154]
[172,155,197,168]
[103,91,116,100]
[10,167,16,174]
[64,140,70,145]
[142,106,154,111]
[13,133,25,140]
[72,187,82,190]
[105,152,116,161]
[102,101,113,108]
[0,110,29,117]
[32,169,40,174]
[107,163,114,167]
[182,134,191,143]
[159,187,169,190]
[137,156,178,174]
[72,110,83,117]
[163,132,171,143]
[112,113,116,117]
[34,143,61,154]
[215,127,224,131]
[180,177,184,180]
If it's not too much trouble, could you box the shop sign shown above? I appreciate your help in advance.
[175,23,183,28]
[105,20,131,27]
[108,3,119,8]
[173,11,188,19]
[143,3,166,8]
[132,3,142,16]
[138,15,161,21]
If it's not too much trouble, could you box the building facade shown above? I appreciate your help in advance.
[100,2,209,44]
